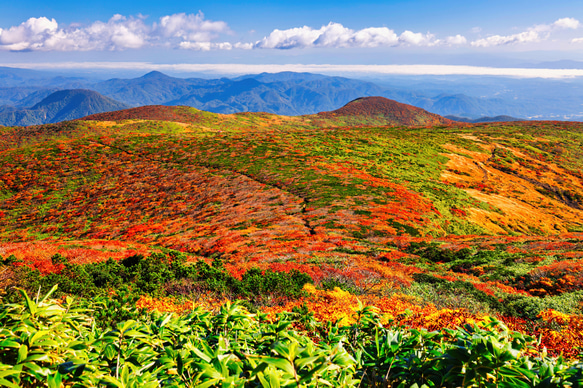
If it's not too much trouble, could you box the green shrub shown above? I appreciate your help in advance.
[412,273,504,313]
[7,252,314,309]
[2,287,582,388]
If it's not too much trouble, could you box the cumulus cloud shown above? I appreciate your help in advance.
[0,12,230,51]
[398,30,436,46]
[444,34,467,45]
[155,12,229,43]
[2,15,580,52]
[253,22,453,49]
[471,30,540,47]
[254,26,322,49]
[471,17,581,48]
[0,17,59,51]
[552,17,580,30]
[0,15,151,51]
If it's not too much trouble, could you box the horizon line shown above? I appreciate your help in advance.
[3,62,583,79]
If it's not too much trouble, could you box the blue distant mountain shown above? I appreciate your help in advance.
[0,89,129,126]
[92,70,389,115]
[1,66,583,125]
[445,115,524,123]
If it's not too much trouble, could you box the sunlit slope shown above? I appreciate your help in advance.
[316,96,455,127]
[78,96,454,129]
[0,104,582,262]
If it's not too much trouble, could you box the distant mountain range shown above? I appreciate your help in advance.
[0,89,129,126]
[92,71,388,115]
[445,115,523,123]
[1,66,583,125]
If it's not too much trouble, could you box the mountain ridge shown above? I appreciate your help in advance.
[446,114,524,123]
[78,96,455,128]
[2,67,582,123]
[0,89,129,126]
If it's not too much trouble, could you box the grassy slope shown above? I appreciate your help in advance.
[1,105,583,324]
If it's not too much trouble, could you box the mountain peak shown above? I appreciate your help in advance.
[141,71,171,79]
[32,89,121,109]
[319,96,453,126]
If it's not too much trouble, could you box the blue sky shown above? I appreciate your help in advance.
[2,0,583,77]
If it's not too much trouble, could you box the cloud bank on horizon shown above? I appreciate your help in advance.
[0,12,581,52]
[6,62,583,79]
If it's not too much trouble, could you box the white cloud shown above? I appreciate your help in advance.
[234,42,254,50]
[0,15,151,51]
[471,17,581,48]
[179,41,234,51]
[572,37,583,43]
[351,27,399,47]
[1,15,580,52]
[254,22,452,49]
[83,15,150,50]
[398,30,436,46]
[445,34,467,45]
[254,25,322,49]
[0,17,59,50]
[0,12,230,51]
[155,12,229,42]
[471,30,540,47]
[552,17,580,30]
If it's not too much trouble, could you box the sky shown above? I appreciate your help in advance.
[1,0,583,77]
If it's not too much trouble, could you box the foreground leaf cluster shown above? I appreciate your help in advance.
[1,286,583,387]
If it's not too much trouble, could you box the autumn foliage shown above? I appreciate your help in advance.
[1,104,583,381]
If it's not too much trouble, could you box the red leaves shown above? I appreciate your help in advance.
[519,260,583,296]
[0,240,152,275]
[450,207,467,217]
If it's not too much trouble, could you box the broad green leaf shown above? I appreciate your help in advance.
[0,339,20,348]
[260,357,295,376]
[23,353,52,363]
[39,284,59,304]
[192,347,212,363]
[194,378,221,388]
[101,375,125,387]
[0,378,20,388]
[17,345,28,364]
[47,371,63,388]
[17,288,37,316]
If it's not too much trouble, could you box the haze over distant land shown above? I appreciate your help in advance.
[1,68,583,125]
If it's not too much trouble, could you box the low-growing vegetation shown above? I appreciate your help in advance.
[1,103,583,386]
[2,286,583,388]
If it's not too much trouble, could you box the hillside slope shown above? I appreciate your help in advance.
[79,97,454,129]
[318,96,455,126]
[1,106,581,255]
[2,106,583,360]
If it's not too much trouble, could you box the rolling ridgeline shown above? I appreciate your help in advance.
[0,69,563,126]
[1,97,583,386]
